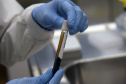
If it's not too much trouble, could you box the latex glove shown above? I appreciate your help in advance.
[6,68,64,84]
[32,0,88,35]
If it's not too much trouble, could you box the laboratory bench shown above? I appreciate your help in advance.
[7,23,126,84]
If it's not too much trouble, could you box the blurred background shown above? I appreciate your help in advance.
[17,0,123,25]
[1,0,126,84]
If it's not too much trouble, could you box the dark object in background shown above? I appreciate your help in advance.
[17,0,77,8]
[0,64,8,84]
[17,0,51,8]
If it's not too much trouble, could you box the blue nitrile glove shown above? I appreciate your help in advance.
[32,0,88,35]
[6,68,64,84]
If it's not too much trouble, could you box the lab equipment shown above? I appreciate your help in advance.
[32,0,88,35]
[52,20,69,75]
[116,0,126,38]
[88,31,124,52]
[64,54,126,84]
[6,68,64,84]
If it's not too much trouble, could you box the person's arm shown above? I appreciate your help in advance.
[0,2,54,67]
[0,0,88,67]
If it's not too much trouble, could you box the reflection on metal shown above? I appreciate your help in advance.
[64,54,126,84]
[54,23,116,36]
[88,31,124,51]
[83,23,116,33]
[61,75,70,84]
[32,65,40,77]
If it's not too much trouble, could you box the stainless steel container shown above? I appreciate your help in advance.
[64,54,126,84]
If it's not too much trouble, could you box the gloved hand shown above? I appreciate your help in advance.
[32,0,88,35]
[6,68,64,84]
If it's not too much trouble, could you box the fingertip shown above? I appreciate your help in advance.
[68,18,75,29]
[45,68,53,75]
[69,27,79,35]
[54,15,65,29]
[69,30,74,35]
[54,68,64,77]
[61,1,76,31]
[49,68,64,84]
[69,31,76,35]
[85,18,88,24]
[68,19,78,35]
[71,6,83,35]
[47,68,53,72]
[59,67,63,70]
[80,24,88,32]
[57,17,65,29]
[83,13,88,20]
[58,68,64,74]
[38,68,53,84]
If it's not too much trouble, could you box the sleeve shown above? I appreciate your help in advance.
[0,4,54,67]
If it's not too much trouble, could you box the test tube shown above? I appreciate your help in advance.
[53,20,69,75]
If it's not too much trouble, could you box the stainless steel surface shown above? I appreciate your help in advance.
[64,54,126,84]
[77,30,126,59]
[63,23,126,84]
